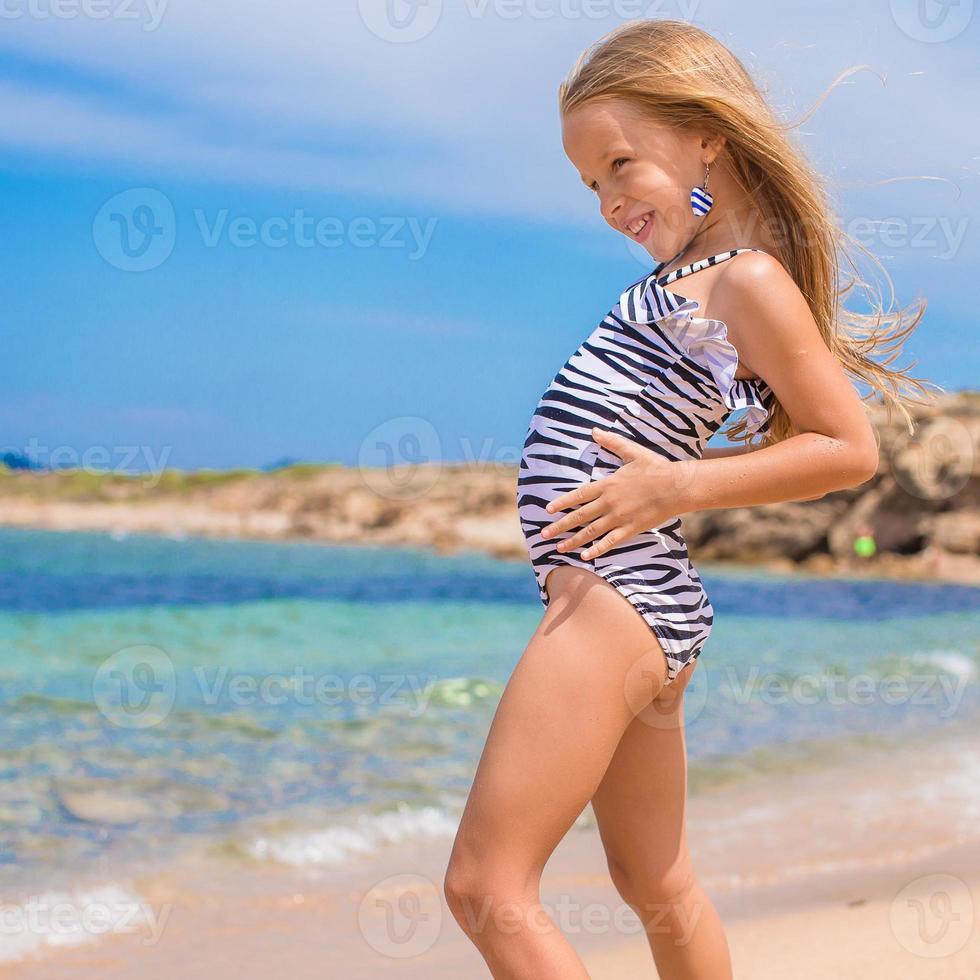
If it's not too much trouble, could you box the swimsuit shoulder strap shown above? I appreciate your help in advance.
[655,247,770,286]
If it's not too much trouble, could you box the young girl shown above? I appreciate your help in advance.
[444,18,933,979]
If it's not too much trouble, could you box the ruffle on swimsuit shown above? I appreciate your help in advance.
[617,257,775,437]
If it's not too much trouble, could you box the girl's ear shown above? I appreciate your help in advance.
[702,132,727,158]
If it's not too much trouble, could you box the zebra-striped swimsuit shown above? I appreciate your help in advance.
[516,248,777,685]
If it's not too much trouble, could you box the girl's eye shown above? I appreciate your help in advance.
[588,158,629,192]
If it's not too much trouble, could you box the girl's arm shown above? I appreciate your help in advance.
[700,444,830,500]
[540,254,876,557]
[679,254,879,515]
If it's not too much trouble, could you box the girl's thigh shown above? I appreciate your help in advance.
[449,565,673,877]
[590,661,696,883]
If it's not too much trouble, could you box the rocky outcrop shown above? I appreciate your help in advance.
[0,392,977,584]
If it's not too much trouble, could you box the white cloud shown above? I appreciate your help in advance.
[0,0,976,230]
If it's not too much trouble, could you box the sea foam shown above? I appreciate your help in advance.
[247,802,459,866]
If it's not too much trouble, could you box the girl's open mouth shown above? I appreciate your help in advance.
[627,211,654,242]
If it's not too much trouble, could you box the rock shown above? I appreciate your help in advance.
[0,394,976,584]
[931,511,980,555]
[55,787,158,825]
[687,503,831,562]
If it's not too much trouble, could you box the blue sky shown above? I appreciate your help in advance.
[1,1,977,471]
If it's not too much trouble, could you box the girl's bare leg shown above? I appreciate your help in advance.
[592,661,733,979]
[444,565,673,979]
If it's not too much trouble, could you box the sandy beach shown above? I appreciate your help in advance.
[588,851,980,978]
[6,8,980,980]
[1,390,978,586]
[4,720,978,979]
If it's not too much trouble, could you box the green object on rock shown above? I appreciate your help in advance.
[853,534,876,558]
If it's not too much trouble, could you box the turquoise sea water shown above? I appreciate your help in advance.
[1,526,978,896]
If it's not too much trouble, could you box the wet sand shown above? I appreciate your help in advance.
[4,723,979,978]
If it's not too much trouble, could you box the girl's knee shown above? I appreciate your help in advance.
[444,840,483,907]
[444,851,540,927]
[444,869,548,948]
[607,854,699,919]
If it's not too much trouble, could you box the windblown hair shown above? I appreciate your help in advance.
[559,19,941,446]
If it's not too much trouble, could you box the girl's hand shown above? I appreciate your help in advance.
[539,427,697,560]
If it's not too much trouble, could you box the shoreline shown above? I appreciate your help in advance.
[7,838,979,979]
[3,720,979,978]
[1,390,977,584]
[0,502,978,588]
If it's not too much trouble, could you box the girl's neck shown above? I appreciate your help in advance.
[657,212,769,278]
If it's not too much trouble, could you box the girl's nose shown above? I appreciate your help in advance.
[600,193,622,229]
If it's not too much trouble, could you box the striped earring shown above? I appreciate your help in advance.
[690,162,713,217]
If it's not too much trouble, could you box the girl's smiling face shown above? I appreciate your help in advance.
[562,98,717,262]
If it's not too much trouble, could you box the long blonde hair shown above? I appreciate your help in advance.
[558,19,941,447]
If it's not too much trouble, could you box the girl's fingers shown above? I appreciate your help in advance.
[544,476,603,515]
[555,514,616,554]
[541,497,603,540]
[582,525,635,560]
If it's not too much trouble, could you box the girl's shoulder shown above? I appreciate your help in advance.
[710,249,806,332]
[706,249,815,382]
[712,248,793,293]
